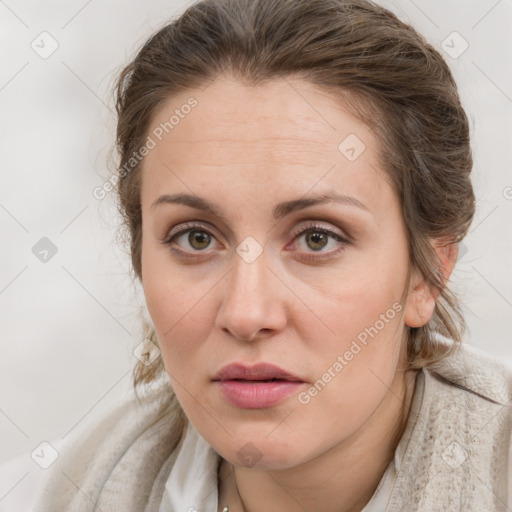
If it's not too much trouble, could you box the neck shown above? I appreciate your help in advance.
[218,368,419,512]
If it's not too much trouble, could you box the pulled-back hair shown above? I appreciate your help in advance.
[112,0,475,390]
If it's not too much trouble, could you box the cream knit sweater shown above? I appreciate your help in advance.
[33,343,512,512]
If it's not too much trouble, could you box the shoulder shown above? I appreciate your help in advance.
[32,379,186,512]
[387,341,512,511]
[421,341,512,467]
[426,340,512,405]
[394,340,512,511]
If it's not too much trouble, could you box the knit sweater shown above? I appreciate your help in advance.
[33,342,512,512]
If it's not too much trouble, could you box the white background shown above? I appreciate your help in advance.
[1,0,511,509]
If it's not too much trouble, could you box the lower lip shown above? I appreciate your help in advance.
[215,380,304,409]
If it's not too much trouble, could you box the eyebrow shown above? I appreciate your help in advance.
[150,191,370,220]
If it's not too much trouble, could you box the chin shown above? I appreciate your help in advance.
[217,435,311,471]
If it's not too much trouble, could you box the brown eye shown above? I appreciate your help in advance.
[188,230,211,250]
[164,223,221,254]
[305,231,329,251]
[288,223,351,262]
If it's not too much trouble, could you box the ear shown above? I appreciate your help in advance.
[403,240,459,328]
[430,240,459,300]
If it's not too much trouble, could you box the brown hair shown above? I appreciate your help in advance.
[112,0,475,391]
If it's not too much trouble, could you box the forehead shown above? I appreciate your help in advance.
[140,75,393,215]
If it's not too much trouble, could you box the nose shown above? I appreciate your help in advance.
[215,249,287,342]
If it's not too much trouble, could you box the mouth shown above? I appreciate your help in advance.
[212,361,304,383]
[224,377,298,382]
[212,362,304,409]
[236,378,281,381]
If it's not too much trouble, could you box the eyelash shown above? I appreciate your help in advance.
[163,221,350,261]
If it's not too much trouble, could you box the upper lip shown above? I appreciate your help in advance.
[213,362,303,382]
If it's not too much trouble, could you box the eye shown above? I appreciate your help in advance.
[288,222,350,260]
[164,222,222,255]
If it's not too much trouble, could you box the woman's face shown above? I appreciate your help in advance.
[140,76,426,469]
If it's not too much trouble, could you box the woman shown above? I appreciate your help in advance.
[33,0,512,510]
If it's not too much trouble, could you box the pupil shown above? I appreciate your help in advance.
[307,231,327,251]
[189,231,210,249]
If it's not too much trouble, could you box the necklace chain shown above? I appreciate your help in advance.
[220,461,243,512]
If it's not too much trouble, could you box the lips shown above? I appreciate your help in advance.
[213,362,304,409]
[212,362,303,382]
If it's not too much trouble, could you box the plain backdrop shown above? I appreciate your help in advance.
[1,0,511,509]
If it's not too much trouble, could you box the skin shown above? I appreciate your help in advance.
[139,75,458,512]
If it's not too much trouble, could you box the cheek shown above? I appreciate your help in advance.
[306,264,405,349]
[141,257,216,375]
[298,277,406,409]
[294,313,404,445]
[142,239,191,332]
